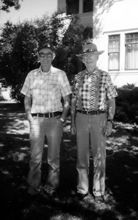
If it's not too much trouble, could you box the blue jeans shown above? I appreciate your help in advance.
[27,116,63,189]
[76,112,106,196]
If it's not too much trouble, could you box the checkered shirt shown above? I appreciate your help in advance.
[72,68,117,111]
[21,66,71,113]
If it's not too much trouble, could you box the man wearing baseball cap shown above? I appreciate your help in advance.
[71,40,117,205]
[21,45,71,196]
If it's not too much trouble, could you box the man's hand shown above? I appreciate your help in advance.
[59,117,65,125]
[105,121,113,136]
[24,96,32,122]
[26,112,33,122]
[70,96,76,135]
[71,124,76,135]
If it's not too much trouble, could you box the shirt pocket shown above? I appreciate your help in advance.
[30,79,42,96]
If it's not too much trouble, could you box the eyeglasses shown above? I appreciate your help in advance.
[82,53,98,60]
[39,53,53,59]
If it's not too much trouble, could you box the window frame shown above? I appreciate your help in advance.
[83,0,93,13]
[66,0,79,15]
[108,34,120,71]
[125,32,138,70]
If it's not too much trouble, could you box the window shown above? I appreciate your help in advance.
[66,0,79,14]
[108,35,120,71]
[125,33,138,70]
[83,0,93,13]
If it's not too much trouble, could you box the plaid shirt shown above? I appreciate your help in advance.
[21,66,71,113]
[72,68,117,111]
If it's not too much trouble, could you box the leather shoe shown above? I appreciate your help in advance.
[75,192,94,205]
[94,195,105,203]
[27,186,41,196]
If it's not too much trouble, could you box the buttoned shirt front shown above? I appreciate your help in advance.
[21,66,71,113]
[72,68,117,111]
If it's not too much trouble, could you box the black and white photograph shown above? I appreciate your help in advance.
[0,0,138,219]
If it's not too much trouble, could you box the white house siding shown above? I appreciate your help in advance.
[93,0,138,87]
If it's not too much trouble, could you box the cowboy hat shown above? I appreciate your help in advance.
[76,40,104,58]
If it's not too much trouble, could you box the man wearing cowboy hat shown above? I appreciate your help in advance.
[71,40,117,205]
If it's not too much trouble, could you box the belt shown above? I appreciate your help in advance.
[77,110,106,115]
[31,112,62,118]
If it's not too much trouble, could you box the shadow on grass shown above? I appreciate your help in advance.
[0,102,138,220]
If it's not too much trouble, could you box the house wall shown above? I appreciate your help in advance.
[77,12,92,27]
[57,0,138,87]
[58,0,66,12]
[57,0,92,27]
[93,0,138,87]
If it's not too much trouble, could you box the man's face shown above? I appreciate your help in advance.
[82,53,98,70]
[38,48,54,67]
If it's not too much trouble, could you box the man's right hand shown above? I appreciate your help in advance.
[71,125,76,135]
[26,112,33,122]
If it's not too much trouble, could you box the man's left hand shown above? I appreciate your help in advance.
[105,121,113,136]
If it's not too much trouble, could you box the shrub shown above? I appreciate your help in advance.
[115,85,138,123]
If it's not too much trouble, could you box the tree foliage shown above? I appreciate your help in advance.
[0,13,85,102]
[0,21,38,101]
[53,15,85,83]
[0,0,22,11]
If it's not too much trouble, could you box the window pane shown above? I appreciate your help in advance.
[125,33,138,70]
[109,53,119,70]
[83,0,93,13]
[108,35,120,70]
[66,0,79,14]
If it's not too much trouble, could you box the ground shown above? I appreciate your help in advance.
[0,100,138,220]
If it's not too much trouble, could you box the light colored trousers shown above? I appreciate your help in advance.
[28,116,63,189]
[76,112,106,197]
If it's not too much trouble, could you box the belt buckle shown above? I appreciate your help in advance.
[48,112,54,118]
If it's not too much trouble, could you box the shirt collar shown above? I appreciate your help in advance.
[85,67,100,78]
[38,66,52,75]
